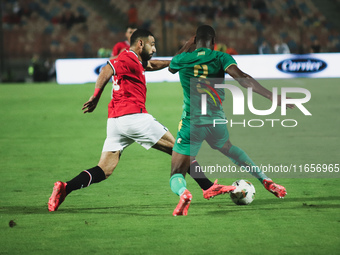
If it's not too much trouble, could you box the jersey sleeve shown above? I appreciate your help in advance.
[220,52,237,71]
[107,58,131,76]
[169,53,186,73]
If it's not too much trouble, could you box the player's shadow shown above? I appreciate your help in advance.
[0,205,49,215]
[65,205,166,216]
[2,196,339,216]
[253,195,340,205]
[203,195,340,215]
[0,204,169,216]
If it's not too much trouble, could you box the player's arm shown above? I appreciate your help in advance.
[144,60,171,71]
[175,35,196,56]
[169,35,196,74]
[225,65,295,109]
[82,64,113,113]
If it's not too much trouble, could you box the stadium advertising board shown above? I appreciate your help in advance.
[56,53,340,84]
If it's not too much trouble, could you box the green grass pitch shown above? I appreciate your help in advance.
[0,78,339,255]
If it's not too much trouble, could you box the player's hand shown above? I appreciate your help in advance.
[277,95,295,109]
[82,96,99,113]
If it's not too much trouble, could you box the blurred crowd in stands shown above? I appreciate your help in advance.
[2,0,340,62]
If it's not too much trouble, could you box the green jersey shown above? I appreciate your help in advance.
[170,48,237,124]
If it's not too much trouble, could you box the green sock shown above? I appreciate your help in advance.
[227,145,269,183]
[169,174,187,196]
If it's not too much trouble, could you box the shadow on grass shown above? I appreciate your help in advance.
[1,196,339,216]
[195,195,340,206]
[0,204,170,216]
[203,195,340,215]
[252,195,340,205]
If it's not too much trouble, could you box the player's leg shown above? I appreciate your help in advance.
[187,159,235,199]
[48,151,120,211]
[153,129,230,193]
[48,117,129,211]
[218,139,287,198]
[66,151,120,194]
[152,129,212,185]
[218,139,269,182]
[170,119,232,215]
[141,122,192,215]
[187,159,214,190]
[149,123,192,214]
[173,119,224,196]
[170,151,192,216]
[151,130,174,155]
[152,117,222,195]
[206,124,268,183]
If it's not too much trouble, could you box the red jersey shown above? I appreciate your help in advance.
[111,41,130,57]
[107,50,147,118]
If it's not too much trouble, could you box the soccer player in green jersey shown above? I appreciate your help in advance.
[169,25,294,216]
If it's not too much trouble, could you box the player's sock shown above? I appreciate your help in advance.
[65,166,106,195]
[169,173,187,196]
[227,145,268,183]
[187,160,214,190]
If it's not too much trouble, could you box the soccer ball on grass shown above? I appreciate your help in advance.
[230,179,255,205]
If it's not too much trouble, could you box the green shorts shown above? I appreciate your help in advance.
[173,118,229,156]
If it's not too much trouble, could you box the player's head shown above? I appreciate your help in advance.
[125,25,137,43]
[130,29,156,61]
[195,25,215,49]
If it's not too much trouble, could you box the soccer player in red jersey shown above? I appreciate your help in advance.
[48,29,170,211]
[110,25,137,59]
[48,29,233,212]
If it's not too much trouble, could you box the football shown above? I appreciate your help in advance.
[230,179,256,205]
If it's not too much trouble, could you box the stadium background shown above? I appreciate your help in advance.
[1,1,340,254]
[1,0,340,82]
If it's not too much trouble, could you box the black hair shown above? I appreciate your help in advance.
[130,29,154,46]
[196,25,216,41]
[126,24,137,31]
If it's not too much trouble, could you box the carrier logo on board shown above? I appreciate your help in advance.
[276,58,327,73]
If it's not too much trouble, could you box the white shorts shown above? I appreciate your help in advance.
[102,113,168,152]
